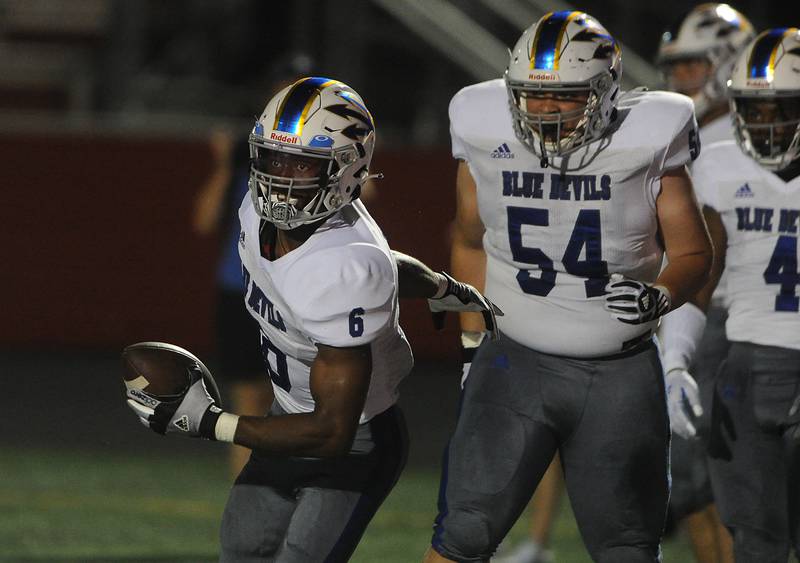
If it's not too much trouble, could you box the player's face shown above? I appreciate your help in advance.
[259,151,325,179]
[253,150,327,209]
[524,90,590,142]
[736,97,800,154]
[663,58,711,97]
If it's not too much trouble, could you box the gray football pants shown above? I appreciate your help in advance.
[708,341,800,563]
[220,405,408,562]
[431,335,670,563]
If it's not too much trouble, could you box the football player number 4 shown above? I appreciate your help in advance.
[507,206,608,297]
[764,235,800,312]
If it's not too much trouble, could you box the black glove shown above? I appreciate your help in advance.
[428,272,504,339]
[126,365,222,439]
[604,274,671,325]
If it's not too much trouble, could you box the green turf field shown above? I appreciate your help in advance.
[1,447,695,562]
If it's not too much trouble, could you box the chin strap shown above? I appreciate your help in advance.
[539,138,549,168]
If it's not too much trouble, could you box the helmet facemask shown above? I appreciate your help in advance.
[506,71,615,163]
[731,94,800,171]
[248,137,367,230]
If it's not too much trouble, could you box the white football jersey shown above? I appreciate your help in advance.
[693,141,800,351]
[698,113,734,146]
[450,80,698,357]
[238,198,413,422]
[695,113,735,307]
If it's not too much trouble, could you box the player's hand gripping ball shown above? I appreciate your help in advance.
[122,342,224,439]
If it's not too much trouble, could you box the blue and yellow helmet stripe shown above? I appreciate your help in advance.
[748,28,797,80]
[273,77,340,135]
[530,11,584,71]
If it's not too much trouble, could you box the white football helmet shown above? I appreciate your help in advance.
[248,77,376,230]
[657,4,754,120]
[729,28,800,171]
[505,11,621,163]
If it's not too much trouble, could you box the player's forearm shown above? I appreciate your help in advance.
[686,250,723,312]
[452,235,487,332]
[233,411,357,457]
[392,251,442,298]
[688,206,727,311]
[655,251,713,310]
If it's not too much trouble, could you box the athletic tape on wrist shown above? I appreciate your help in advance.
[460,331,486,363]
[214,413,240,443]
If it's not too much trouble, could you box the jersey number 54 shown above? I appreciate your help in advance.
[507,206,609,298]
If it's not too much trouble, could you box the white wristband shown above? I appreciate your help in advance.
[658,302,707,373]
[460,330,486,349]
[214,412,240,443]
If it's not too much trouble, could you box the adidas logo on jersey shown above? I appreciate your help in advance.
[735,183,754,198]
[491,143,514,159]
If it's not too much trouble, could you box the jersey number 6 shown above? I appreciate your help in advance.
[507,206,609,298]
[259,331,291,392]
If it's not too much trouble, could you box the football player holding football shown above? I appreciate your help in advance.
[655,5,754,561]
[424,11,712,563]
[126,77,499,562]
[682,28,800,562]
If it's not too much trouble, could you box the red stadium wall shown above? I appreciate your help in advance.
[0,133,460,360]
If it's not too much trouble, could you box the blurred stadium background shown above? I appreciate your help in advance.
[2,1,800,561]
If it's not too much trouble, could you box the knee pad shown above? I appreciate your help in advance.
[432,507,494,561]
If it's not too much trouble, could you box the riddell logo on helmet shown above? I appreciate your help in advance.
[269,131,301,144]
[745,79,771,88]
[529,72,558,81]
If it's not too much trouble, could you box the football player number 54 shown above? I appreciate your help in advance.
[507,206,609,298]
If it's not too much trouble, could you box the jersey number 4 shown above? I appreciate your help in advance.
[507,206,608,297]
[764,235,800,312]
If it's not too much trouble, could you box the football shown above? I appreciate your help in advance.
[121,342,222,404]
